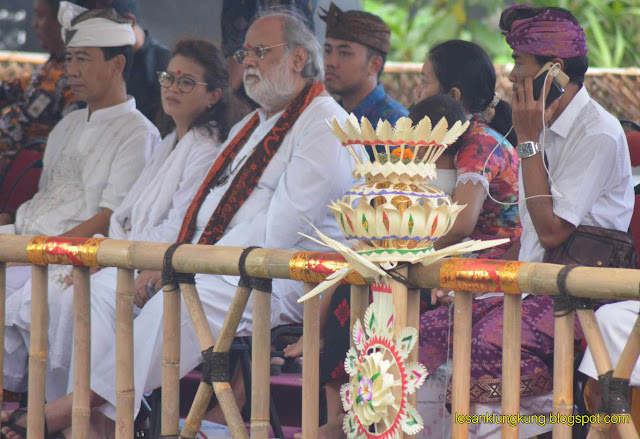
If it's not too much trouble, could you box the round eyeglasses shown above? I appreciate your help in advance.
[233,43,287,65]
[157,71,207,93]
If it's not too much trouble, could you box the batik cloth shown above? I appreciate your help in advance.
[0,55,77,177]
[320,2,391,54]
[419,295,584,403]
[500,4,587,58]
[455,115,521,256]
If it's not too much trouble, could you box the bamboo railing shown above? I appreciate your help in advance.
[0,234,639,438]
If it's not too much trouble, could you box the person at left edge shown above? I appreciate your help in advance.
[0,1,159,315]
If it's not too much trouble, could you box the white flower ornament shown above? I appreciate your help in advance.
[341,290,427,438]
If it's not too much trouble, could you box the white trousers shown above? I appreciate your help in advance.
[3,264,70,395]
[61,270,295,420]
[579,300,640,385]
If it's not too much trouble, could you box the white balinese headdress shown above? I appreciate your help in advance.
[58,1,135,48]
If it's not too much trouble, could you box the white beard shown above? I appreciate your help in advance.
[244,56,298,112]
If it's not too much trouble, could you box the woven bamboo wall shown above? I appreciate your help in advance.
[2,55,639,122]
[382,63,640,123]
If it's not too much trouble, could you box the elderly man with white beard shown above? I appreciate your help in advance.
[0,8,360,439]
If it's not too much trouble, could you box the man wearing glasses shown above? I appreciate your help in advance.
[3,9,360,436]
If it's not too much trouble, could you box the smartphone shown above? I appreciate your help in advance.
[532,62,570,106]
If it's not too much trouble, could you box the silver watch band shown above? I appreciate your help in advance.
[516,141,540,159]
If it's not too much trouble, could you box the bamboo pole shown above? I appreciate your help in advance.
[115,268,135,439]
[0,262,5,411]
[250,289,271,439]
[390,267,409,339]
[579,308,615,439]
[72,266,91,439]
[613,315,640,380]
[501,294,522,439]
[579,310,640,439]
[552,309,575,439]
[302,283,320,439]
[389,268,409,439]
[451,291,472,439]
[161,283,181,437]
[179,283,249,439]
[27,264,48,439]
[407,287,421,413]
[611,315,640,439]
[350,284,369,342]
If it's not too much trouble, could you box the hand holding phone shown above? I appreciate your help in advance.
[532,62,570,106]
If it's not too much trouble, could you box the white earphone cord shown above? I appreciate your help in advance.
[482,65,565,206]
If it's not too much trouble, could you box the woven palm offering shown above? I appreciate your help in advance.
[327,114,473,263]
[298,114,509,302]
[297,115,511,437]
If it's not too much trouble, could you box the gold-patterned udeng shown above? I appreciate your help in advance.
[440,258,523,294]
[27,236,105,267]
[289,251,366,285]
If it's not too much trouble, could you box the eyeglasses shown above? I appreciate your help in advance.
[233,43,287,65]
[157,71,207,93]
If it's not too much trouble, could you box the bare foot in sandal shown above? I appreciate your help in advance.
[283,336,324,358]
[0,408,67,439]
[1,408,27,439]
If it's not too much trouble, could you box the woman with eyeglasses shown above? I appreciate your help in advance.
[38,40,244,405]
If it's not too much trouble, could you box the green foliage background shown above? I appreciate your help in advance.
[363,0,640,67]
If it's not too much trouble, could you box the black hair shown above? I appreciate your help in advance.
[408,95,467,156]
[100,45,133,81]
[428,40,515,145]
[500,6,588,85]
[163,39,240,140]
[366,46,387,80]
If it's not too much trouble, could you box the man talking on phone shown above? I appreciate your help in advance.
[500,4,635,422]
[501,4,633,261]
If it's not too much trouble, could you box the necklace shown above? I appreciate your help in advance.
[215,153,250,187]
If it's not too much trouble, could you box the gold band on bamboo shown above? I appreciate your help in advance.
[26,236,106,267]
[289,251,366,285]
[440,258,523,294]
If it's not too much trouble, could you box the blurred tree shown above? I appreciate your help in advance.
[364,0,640,67]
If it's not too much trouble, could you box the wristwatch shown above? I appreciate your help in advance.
[516,141,540,159]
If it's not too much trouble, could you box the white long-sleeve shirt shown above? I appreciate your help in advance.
[15,97,160,236]
[109,127,222,243]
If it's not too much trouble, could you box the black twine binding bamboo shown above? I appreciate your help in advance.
[238,246,272,293]
[200,346,230,384]
[386,263,418,289]
[553,264,592,317]
[598,370,632,414]
[162,242,195,288]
